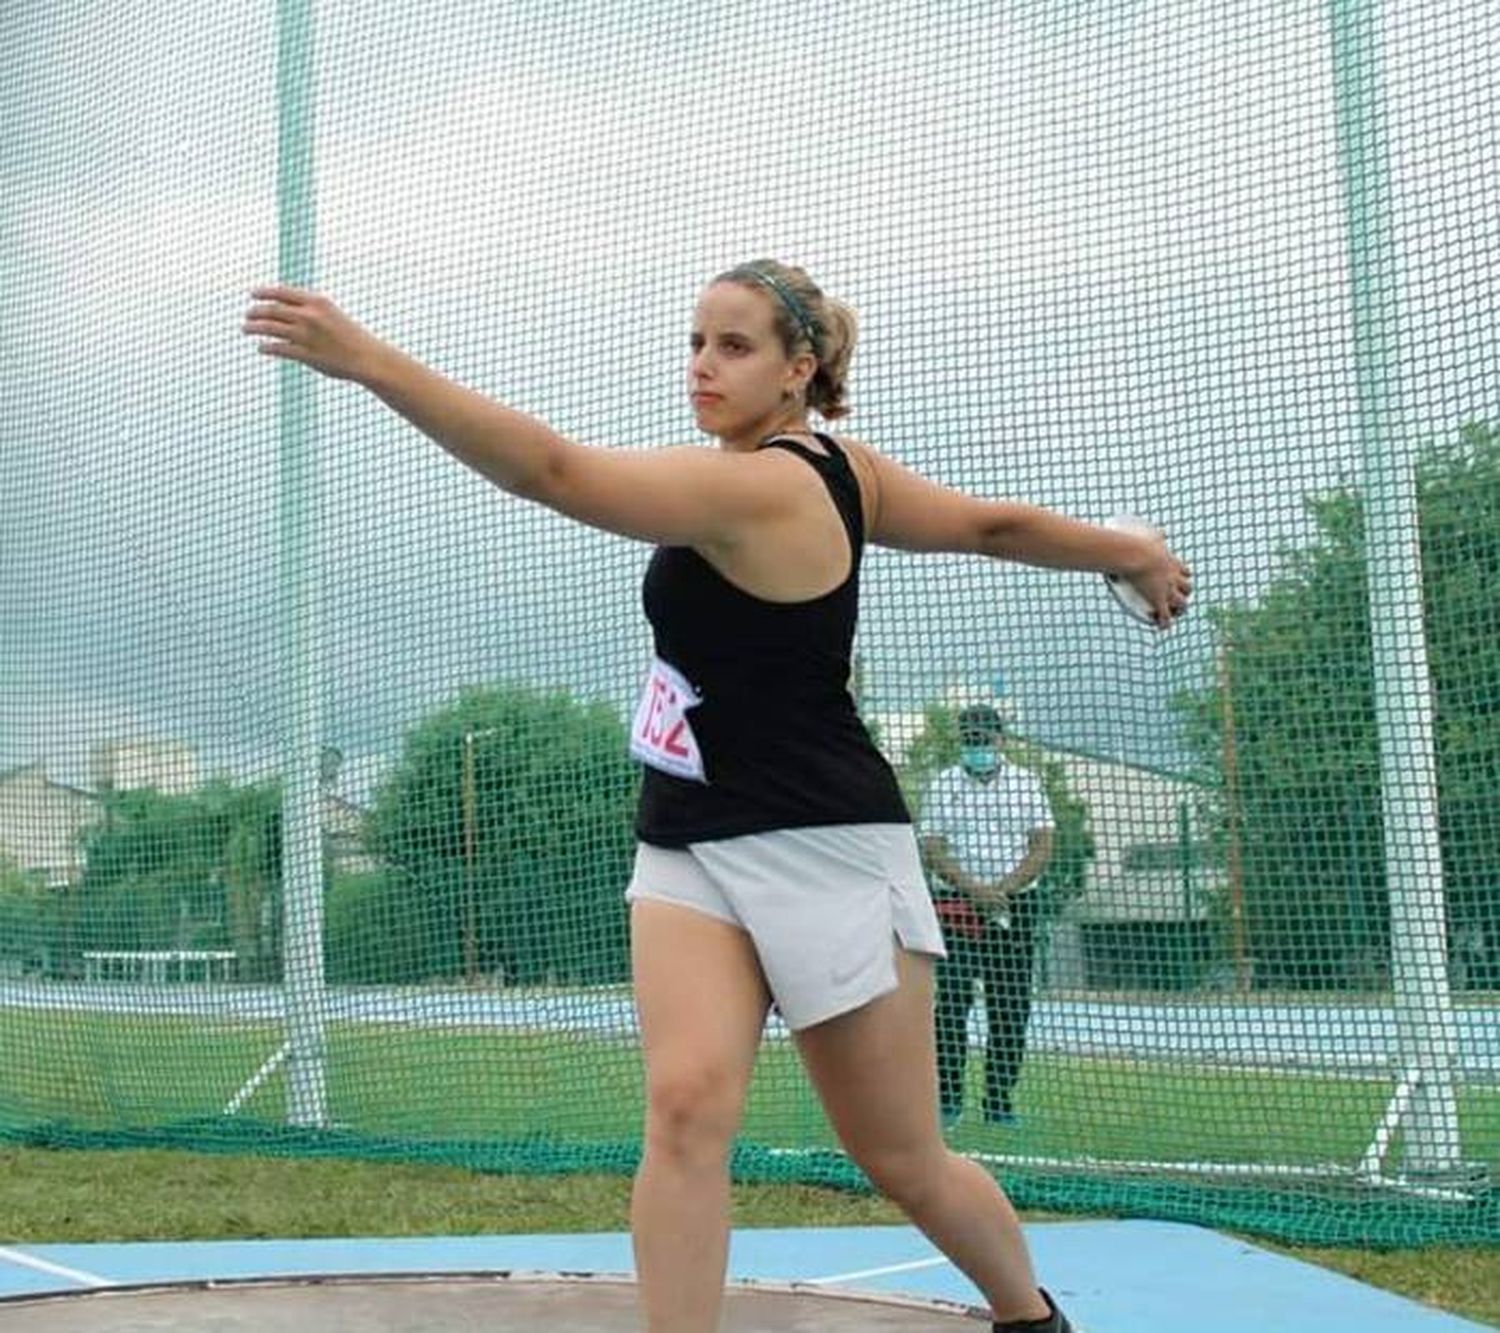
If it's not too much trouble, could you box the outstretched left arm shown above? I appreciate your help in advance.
[846,441,1193,627]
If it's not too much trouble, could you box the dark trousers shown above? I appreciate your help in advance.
[934,893,1041,1118]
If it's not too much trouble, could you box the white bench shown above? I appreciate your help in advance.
[82,950,237,984]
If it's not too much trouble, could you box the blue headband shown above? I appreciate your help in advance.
[730,265,822,353]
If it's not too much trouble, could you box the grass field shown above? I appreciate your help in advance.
[3,1007,1497,1173]
[0,1147,1495,1328]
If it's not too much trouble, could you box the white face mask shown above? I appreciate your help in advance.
[960,746,997,777]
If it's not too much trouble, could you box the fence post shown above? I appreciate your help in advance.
[1329,0,1461,1178]
[277,0,327,1130]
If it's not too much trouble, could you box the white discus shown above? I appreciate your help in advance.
[1103,514,1164,626]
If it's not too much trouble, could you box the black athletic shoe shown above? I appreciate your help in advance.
[992,1287,1074,1333]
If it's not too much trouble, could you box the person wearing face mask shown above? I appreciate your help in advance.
[920,705,1055,1128]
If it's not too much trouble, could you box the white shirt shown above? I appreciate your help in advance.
[920,760,1054,882]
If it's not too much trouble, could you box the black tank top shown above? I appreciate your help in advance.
[633,432,911,846]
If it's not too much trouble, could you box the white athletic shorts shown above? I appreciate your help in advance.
[625,823,946,1031]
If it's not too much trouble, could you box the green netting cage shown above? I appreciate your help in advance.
[2,0,1495,1247]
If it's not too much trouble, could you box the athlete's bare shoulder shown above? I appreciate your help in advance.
[836,435,882,536]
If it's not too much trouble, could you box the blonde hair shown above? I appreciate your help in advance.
[716,260,858,420]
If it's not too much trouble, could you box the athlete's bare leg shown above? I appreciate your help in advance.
[630,898,772,1333]
[794,948,1053,1325]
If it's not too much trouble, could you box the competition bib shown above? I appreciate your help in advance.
[630,656,706,782]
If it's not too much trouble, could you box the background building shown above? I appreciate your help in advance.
[0,763,100,891]
[1046,748,1223,991]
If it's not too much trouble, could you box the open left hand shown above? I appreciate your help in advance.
[242,285,387,384]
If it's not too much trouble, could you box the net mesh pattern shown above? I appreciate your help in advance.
[2,0,1495,1246]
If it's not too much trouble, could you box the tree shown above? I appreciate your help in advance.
[0,853,59,975]
[358,684,638,986]
[897,702,961,817]
[221,785,283,982]
[1175,421,1500,990]
[75,782,282,980]
[325,867,430,985]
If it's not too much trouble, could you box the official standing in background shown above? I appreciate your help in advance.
[921,705,1054,1127]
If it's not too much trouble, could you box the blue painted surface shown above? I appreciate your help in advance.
[0,1223,1491,1332]
[0,1266,75,1299]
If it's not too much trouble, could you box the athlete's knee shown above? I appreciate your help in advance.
[643,1064,743,1163]
[853,1139,946,1208]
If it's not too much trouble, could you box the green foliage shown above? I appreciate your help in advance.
[324,867,436,985]
[1015,744,1095,912]
[64,687,637,988]
[896,703,960,816]
[896,704,1095,915]
[1176,421,1500,990]
[358,684,638,986]
[75,783,282,980]
[0,853,60,975]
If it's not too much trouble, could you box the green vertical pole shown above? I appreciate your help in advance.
[277,0,327,1129]
[1329,0,1459,1178]
[1178,800,1193,989]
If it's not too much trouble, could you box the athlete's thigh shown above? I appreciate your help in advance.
[792,948,942,1159]
[631,898,772,1101]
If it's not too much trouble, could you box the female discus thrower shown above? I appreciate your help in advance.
[243,261,1191,1333]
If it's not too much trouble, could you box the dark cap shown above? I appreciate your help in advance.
[956,704,1004,743]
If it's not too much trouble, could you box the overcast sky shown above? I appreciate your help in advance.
[4,0,1496,801]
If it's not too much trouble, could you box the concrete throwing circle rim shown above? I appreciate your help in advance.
[0,1269,992,1328]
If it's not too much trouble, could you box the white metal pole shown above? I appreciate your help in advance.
[277,0,327,1129]
[1328,0,1460,1175]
